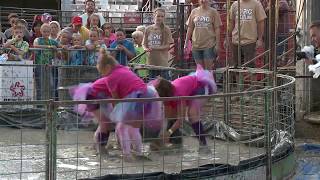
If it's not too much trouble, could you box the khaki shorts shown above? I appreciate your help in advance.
[231,43,256,67]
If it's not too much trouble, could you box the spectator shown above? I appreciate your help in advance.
[63,16,89,42]
[85,29,107,65]
[263,0,290,66]
[132,30,148,78]
[80,0,105,27]
[69,33,86,65]
[228,0,267,67]
[49,21,61,40]
[110,28,136,66]
[86,13,103,37]
[0,24,7,45]
[143,8,173,79]
[4,14,31,42]
[29,15,43,46]
[101,22,116,47]
[185,0,222,70]
[33,23,60,100]
[310,21,320,52]
[3,25,29,60]
[57,29,72,64]
[4,13,19,38]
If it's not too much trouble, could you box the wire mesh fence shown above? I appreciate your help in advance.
[0,58,295,179]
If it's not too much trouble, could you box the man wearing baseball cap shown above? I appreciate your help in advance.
[80,0,105,27]
[63,16,89,41]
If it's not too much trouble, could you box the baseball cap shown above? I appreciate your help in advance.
[72,16,82,26]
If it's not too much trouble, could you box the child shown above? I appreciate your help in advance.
[85,29,107,65]
[143,8,173,79]
[33,23,60,100]
[73,49,163,161]
[69,33,86,65]
[98,49,163,161]
[49,21,61,40]
[153,65,217,153]
[70,75,113,154]
[131,30,148,78]
[57,30,72,65]
[86,14,103,37]
[110,28,136,66]
[4,25,29,60]
[101,22,116,47]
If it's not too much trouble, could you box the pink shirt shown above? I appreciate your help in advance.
[172,75,200,97]
[103,33,116,47]
[90,76,111,98]
[167,75,200,109]
[106,65,146,99]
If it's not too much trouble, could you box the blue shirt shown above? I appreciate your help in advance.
[110,39,136,66]
[69,50,85,65]
[85,40,107,65]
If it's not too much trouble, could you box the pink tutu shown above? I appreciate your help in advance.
[189,65,217,108]
[69,83,113,124]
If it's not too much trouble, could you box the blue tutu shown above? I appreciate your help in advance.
[110,86,163,132]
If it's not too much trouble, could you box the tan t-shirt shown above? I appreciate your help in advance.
[230,0,266,45]
[143,24,173,67]
[186,7,222,50]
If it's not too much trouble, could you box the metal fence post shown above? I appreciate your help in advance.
[45,99,57,180]
[264,90,272,180]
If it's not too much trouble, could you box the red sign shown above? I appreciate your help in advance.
[124,13,141,24]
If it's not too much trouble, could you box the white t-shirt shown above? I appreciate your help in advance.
[80,13,106,27]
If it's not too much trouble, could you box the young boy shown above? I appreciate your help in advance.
[85,29,107,65]
[70,33,86,65]
[110,28,136,66]
[131,30,148,78]
[4,25,29,60]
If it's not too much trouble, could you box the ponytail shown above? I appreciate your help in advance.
[98,48,118,68]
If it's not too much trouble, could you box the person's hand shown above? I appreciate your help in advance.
[62,45,69,50]
[117,44,125,51]
[256,39,263,49]
[48,45,57,50]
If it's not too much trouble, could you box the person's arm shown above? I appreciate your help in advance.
[256,20,264,48]
[3,39,15,48]
[214,10,222,54]
[185,11,194,48]
[117,42,135,60]
[167,101,187,134]
[142,28,150,51]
